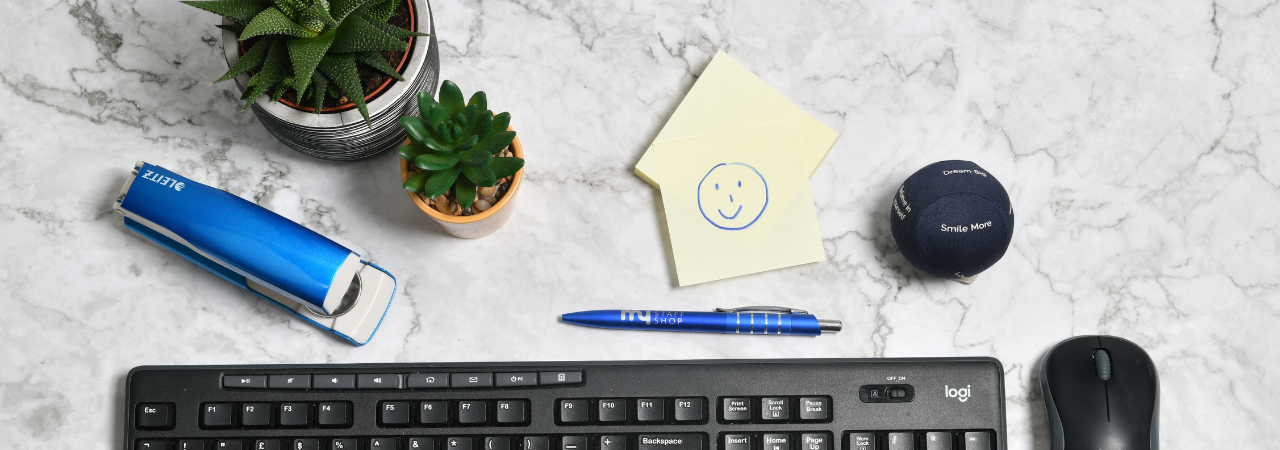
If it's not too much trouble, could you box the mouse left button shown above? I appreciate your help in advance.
[1093,349,1111,381]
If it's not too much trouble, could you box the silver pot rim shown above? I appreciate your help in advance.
[219,0,434,130]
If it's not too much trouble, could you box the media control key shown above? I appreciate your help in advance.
[358,374,402,389]
[496,372,537,387]
[267,375,311,389]
[638,434,703,450]
[223,375,267,389]
[408,373,449,389]
[313,374,355,389]
[539,371,583,385]
[136,403,174,430]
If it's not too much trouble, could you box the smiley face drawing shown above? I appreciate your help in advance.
[697,163,769,230]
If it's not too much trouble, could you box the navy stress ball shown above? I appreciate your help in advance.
[890,160,1014,281]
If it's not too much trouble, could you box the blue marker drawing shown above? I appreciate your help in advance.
[697,163,768,230]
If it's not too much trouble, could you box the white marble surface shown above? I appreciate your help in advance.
[1,0,1278,448]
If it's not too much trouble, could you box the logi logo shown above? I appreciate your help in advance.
[945,385,971,402]
[621,310,651,324]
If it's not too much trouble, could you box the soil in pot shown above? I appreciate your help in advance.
[412,145,517,216]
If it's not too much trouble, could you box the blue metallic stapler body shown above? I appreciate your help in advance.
[113,161,395,345]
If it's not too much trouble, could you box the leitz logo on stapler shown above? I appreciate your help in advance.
[620,310,686,325]
[140,170,185,191]
[945,384,971,402]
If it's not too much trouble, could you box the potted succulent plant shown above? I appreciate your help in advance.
[184,0,440,160]
[398,80,525,238]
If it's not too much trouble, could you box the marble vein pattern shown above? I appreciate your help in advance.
[1,0,1278,448]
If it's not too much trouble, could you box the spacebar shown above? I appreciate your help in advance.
[638,434,704,450]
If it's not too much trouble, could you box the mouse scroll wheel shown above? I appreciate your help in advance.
[1094,349,1112,381]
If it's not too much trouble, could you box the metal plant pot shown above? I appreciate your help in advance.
[220,0,440,161]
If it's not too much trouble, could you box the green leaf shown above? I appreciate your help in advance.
[488,157,524,179]
[309,71,329,113]
[423,167,460,199]
[471,131,516,155]
[399,117,432,142]
[357,13,430,39]
[402,170,431,193]
[422,135,475,153]
[271,76,292,102]
[241,7,318,39]
[415,152,459,171]
[462,165,496,187]
[425,103,449,126]
[459,148,493,167]
[268,0,304,17]
[416,91,438,117]
[455,176,476,210]
[329,0,373,22]
[215,37,271,82]
[363,0,397,22]
[182,0,272,24]
[488,112,511,137]
[240,39,290,110]
[398,143,431,161]
[439,80,464,116]
[467,91,487,112]
[298,0,337,28]
[287,29,336,94]
[215,23,246,34]
[353,51,402,80]
[316,54,370,125]
[328,14,408,53]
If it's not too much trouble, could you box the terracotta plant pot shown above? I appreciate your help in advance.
[399,130,524,238]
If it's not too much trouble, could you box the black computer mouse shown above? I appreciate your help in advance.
[1041,335,1160,450]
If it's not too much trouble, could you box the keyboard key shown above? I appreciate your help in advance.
[138,440,170,450]
[524,437,550,450]
[242,403,271,427]
[560,436,586,450]
[371,438,398,450]
[136,403,174,430]
[458,400,489,424]
[800,434,828,450]
[253,440,281,450]
[761,397,789,420]
[216,441,243,450]
[539,371,583,385]
[331,439,358,450]
[559,399,589,423]
[598,399,627,422]
[178,440,206,450]
[495,372,537,387]
[724,435,751,450]
[847,433,876,450]
[280,402,310,427]
[318,402,350,426]
[762,434,790,450]
[962,432,991,450]
[452,373,495,388]
[721,398,750,422]
[496,400,529,423]
[420,401,449,424]
[408,438,438,450]
[636,398,665,422]
[268,375,311,389]
[358,374,402,389]
[673,398,704,422]
[314,374,355,389]
[925,432,951,450]
[381,401,411,426]
[599,435,627,450]
[638,434,702,450]
[485,437,512,450]
[886,433,913,450]
[408,373,449,388]
[447,437,474,450]
[798,397,828,421]
[202,403,234,428]
[223,375,267,389]
[293,440,319,450]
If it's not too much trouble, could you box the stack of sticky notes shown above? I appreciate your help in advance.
[639,51,840,286]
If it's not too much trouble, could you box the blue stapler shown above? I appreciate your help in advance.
[112,161,396,345]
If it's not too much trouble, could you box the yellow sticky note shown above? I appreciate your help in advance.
[636,51,839,188]
[655,121,826,286]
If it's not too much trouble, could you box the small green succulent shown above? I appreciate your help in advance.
[183,0,430,125]
[399,80,524,211]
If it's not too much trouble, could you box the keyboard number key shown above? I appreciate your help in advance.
[138,440,170,450]
[798,397,828,421]
[559,399,589,423]
[599,435,627,450]
[179,441,207,450]
[598,399,626,422]
[560,436,586,450]
[447,438,475,450]
[962,432,991,450]
[371,438,399,450]
[217,441,243,450]
[332,439,358,450]
[292,440,319,450]
[408,438,438,450]
[524,437,550,450]
[887,433,913,450]
[485,437,512,450]
[254,440,281,450]
[721,398,750,422]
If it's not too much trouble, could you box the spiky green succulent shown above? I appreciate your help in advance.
[183,0,430,125]
[399,80,524,211]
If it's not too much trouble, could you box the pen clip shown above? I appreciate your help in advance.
[714,306,809,315]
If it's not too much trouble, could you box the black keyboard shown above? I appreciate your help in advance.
[125,358,1006,450]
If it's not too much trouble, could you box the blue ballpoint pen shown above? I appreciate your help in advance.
[560,306,842,336]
